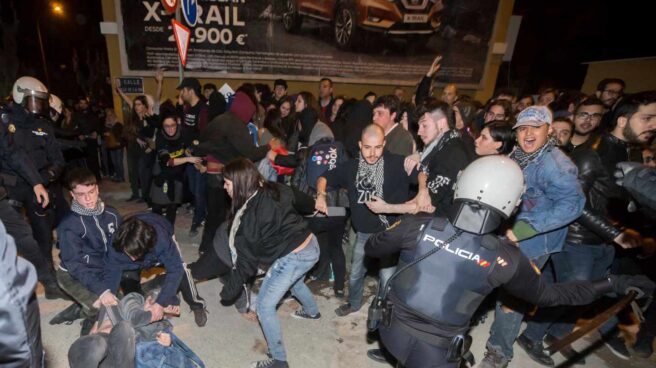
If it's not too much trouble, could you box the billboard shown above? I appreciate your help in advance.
[116,0,501,87]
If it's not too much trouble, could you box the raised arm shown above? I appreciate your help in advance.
[115,79,133,109]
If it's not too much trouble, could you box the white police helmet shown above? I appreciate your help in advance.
[12,76,50,116]
[50,94,63,114]
[453,155,525,218]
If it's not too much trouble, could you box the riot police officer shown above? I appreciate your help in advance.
[364,156,654,368]
[1,77,66,294]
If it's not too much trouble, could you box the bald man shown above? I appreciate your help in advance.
[316,124,415,317]
[442,84,458,106]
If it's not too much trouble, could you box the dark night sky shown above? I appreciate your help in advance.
[498,0,656,94]
[6,0,655,99]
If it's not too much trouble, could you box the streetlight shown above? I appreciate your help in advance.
[52,2,64,15]
[37,2,65,87]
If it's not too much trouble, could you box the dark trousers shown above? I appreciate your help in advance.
[84,139,101,181]
[108,148,125,181]
[68,321,135,368]
[125,266,205,311]
[189,245,231,281]
[307,216,347,291]
[380,317,456,368]
[5,183,56,267]
[126,144,140,198]
[56,268,99,319]
[0,199,56,285]
[126,145,153,200]
[186,165,207,226]
[637,297,656,347]
[199,174,228,254]
[152,204,177,226]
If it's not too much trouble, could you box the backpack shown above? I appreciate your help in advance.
[305,138,347,191]
[135,327,205,368]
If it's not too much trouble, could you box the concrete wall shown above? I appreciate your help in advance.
[101,0,515,121]
[581,58,656,95]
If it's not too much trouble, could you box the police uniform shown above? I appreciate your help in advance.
[365,214,618,368]
[1,105,65,267]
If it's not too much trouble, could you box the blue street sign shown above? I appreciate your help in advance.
[181,0,198,27]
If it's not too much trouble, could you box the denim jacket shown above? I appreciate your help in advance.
[516,146,585,260]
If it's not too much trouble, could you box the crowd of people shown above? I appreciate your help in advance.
[1,53,655,368]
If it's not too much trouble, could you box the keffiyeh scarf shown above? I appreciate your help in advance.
[510,136,557,169]
[71,199,105,217]
[356,154,389,228]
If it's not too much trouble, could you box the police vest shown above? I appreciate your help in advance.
[391,218,500,330]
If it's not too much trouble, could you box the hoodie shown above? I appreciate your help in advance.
[193,92,268,164]
[230,92,256,124]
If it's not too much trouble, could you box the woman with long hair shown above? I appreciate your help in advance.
[294,91,325,148]
[219,158,320,368]
[120,95,157,202]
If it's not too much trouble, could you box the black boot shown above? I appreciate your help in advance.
[517,334,555,367]
[44,281,69,300]
[49,303,82,325]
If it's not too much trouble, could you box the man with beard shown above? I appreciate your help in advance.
[595,78,625,130]
[590,91,656,358]
[596,78,625,110]
[315,125,413,317]
[599,91,656,177]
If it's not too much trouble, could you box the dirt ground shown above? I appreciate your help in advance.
[36,180,656,367]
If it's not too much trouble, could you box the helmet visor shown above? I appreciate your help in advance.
[25,95,50,117]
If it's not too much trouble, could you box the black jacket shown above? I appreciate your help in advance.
[220,184,312,302]
[366,214,613,340]
[1,106,64,187]
[413,131,475,217]
[192,111,268,164]
[565,136,623,245]
[341,100,373,159]
[322,151,410,233]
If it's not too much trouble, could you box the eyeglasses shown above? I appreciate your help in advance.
[603,89,622,96]
[575,112,603,121]
[485,111,506,120]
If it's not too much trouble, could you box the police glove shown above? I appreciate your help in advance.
[609,274,655,299]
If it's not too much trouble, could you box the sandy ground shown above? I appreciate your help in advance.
[36,179,655,367]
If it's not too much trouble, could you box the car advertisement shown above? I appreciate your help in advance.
[116,0,500,87]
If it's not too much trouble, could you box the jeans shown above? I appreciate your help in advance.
[185,165,207,226]
[68,321,136,368]
[256,236,320,362]
[348,232,396,310]
[523,242,615,342]
[487,254,550,359]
